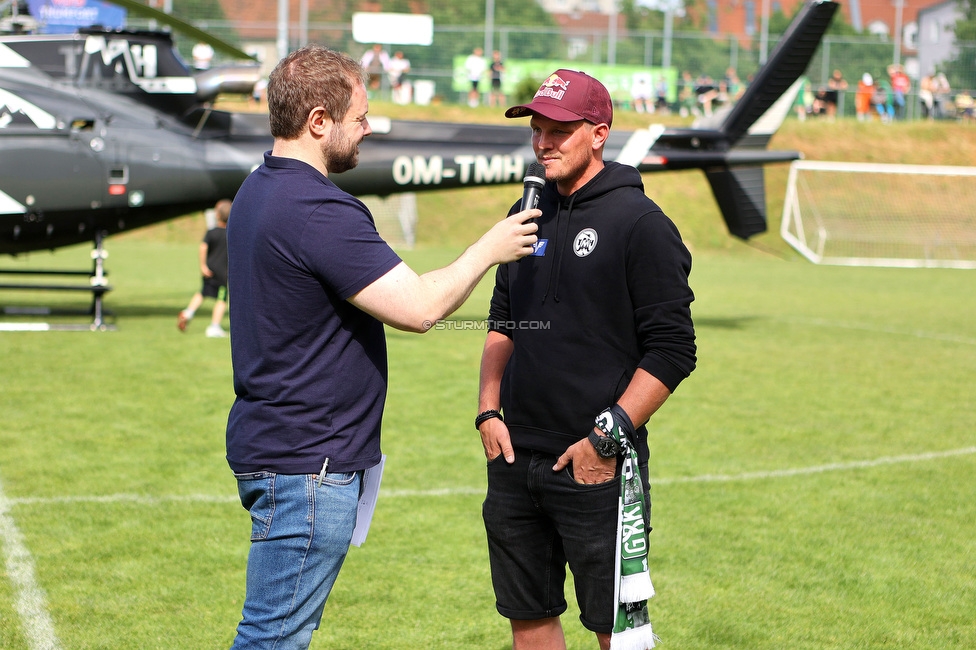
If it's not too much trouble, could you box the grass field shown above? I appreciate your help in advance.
[2,118,975,649]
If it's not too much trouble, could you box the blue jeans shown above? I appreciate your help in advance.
[230,470,361,650]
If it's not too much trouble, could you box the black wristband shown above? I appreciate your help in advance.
[475,409,503,430]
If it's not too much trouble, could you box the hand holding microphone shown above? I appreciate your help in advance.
[482,162,545,265]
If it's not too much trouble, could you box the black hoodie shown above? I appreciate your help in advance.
[488,161,697,459]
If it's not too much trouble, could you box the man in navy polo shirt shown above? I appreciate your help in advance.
[226,45,539,650]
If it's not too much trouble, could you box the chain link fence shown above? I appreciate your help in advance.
[128,11,976,121]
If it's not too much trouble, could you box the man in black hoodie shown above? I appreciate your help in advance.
[476,69,697,650]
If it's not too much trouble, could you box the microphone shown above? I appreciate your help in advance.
[521,162,546,212]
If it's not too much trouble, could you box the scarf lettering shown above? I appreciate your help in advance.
[621,503,646,558]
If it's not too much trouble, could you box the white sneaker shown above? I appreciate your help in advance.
[205,324,226,338]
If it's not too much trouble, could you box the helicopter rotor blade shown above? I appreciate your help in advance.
[107,0,258,61]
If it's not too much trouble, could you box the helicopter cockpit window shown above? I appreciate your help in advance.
[70,118,96,131]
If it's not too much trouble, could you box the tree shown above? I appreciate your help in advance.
[951,0,976,40]
[620,0,666,32]
[941,0,976,92]
[326,0,556,71]
[170,0,234,62]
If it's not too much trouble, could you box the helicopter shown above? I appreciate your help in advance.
[0,0,838,326]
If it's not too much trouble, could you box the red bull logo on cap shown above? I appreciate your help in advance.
[535,73,570,101]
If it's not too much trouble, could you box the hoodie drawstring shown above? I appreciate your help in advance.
[541,193,578,305]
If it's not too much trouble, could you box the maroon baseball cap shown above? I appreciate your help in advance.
[505,69,613,127]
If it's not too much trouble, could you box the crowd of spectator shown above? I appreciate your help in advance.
[799,65,971,123]
[347,44,974,122]
[625,64,970,123]
[609,62,973,123]
[359,44,413,105]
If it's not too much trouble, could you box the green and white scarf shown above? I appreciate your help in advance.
[596,405,659,650]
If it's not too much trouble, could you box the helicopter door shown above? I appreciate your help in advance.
[0,88,105,243]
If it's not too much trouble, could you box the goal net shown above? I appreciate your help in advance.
[360,193,418,250]
[780,160,976,269]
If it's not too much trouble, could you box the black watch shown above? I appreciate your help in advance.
[587,430,621,459]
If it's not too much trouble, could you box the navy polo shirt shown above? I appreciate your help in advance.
[225,153,402,475]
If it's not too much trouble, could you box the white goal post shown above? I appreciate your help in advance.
[360,193,418,249]
[780,160,976,269]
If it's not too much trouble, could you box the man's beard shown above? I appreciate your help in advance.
[325,128,359,174]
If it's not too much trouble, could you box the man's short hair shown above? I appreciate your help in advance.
[267,45,369,140]
[215,199,232,224]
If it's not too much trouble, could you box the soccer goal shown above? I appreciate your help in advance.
[780,160,976,269]
[360,193,418,249]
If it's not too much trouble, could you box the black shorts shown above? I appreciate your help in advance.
[201,276,227,300]
[482,449,650,634]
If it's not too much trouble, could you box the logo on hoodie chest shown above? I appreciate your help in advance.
[573,228,598,257]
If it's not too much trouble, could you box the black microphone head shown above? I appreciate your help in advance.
[521,162,546,212]
[524,162,546,187]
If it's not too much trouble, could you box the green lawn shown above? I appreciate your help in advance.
[1,235,973,649]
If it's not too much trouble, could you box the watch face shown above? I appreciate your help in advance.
[590,432,619,458]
